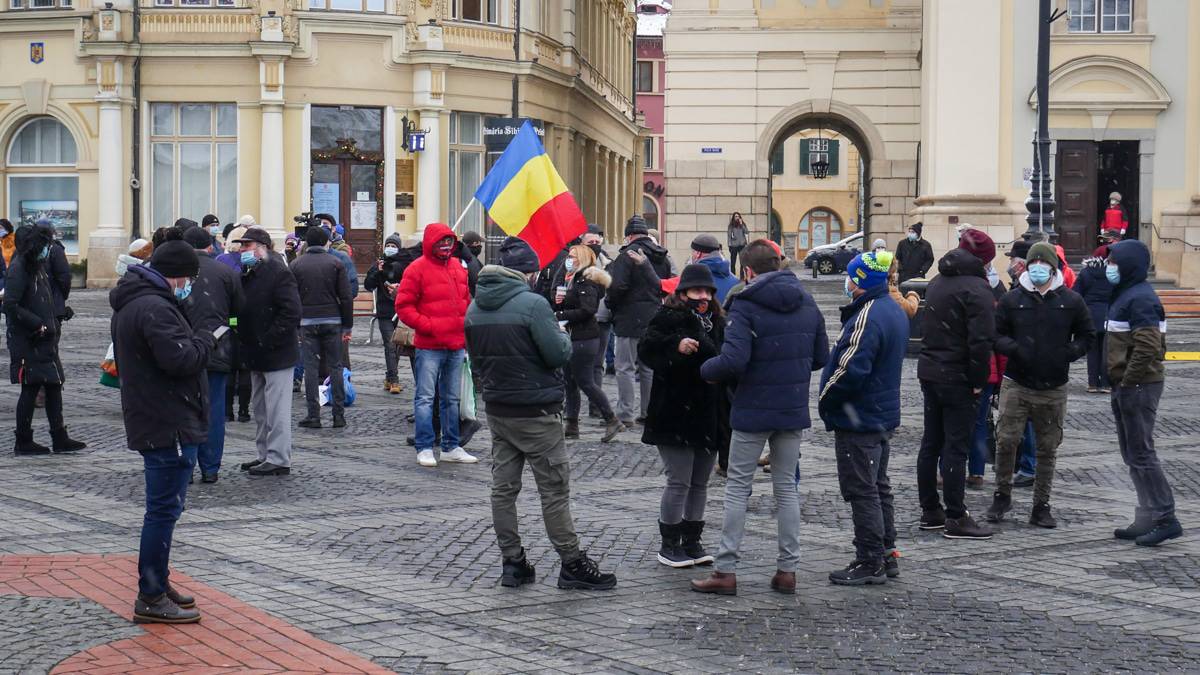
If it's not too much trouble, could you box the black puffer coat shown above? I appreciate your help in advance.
[239,253,302,372]
[4,226,63,386]
[364,234,418,319]
[639,296,726,449]
[183,251,243,373]
[605,237,673,338]
[995,273,1094,390]
[553,265,610,342]
[917,248,997,390]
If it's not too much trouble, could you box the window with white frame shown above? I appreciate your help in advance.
[807,138,829,173]
[451,0,499,23]
[154,0,237,7]
[10,0,74,9]
[1068,0,1132,33]
[308,0,383,12]
[642,137,654,170]
[6,117,80,254]
[449,112,485,232]
[635,61,654,93]
[149,103,238,230]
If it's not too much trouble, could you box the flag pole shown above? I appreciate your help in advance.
[451,197,477,234]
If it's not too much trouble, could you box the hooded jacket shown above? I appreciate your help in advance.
[1105,240,1166,386]
[364,233,419,319]
[395,224,470,351]
[238,252,302,372]
[554,265,611,342]
[639,295,726,449]
[917,248,997,390]
[325,242,359,298]
[1072,256,1114,333]
[695,254,738,303]
[290,246,354,328]
[110,264,214,450]
[994,270,1094,391]
[455,239,483,297]
[465,265,572,417]
[47,240,72,319]
[896,236,934,282]
[700,269,829,432]
[183,251,243,373]
[4,225,62,386]
[818,284,909,433]
[605,236,673,338]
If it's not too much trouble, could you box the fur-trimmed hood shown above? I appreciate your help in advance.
[578,265,611,288]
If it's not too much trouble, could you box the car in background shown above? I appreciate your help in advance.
[802,232,863,275]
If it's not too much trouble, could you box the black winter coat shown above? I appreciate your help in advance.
[4,226,62,386]
[454,241,483,297]
[554,266,610,342]
[535,245,571,306]
[47,240,72,319]
[238,253,302,372]
[605,237,673,338]
[1072,257,1113,333]
[110,265,214,451]
[994,275,1094,390]
[639,298,726,449]
[184,252,243,373]
[917,249,997,390]
[364,235,418,319]
[896,237,934,282]
[290,247,353,328]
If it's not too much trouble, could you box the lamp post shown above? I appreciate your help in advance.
[1023,0,1067,242]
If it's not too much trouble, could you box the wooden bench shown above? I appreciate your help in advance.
[1157,290,1200,319]
[352,291,378,343]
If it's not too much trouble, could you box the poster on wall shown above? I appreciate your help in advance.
[312,182,339,219]
[20,200,78,247]
[350,201,376,230]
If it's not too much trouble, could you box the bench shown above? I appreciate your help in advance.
[352,291,378,344]
[1157,290,1200,319]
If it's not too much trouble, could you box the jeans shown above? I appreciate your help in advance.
[414,348,463,452]
[251,368,293,467]
[16,383,63,435]
[1087,331,1110,389]
[197,371,227,475]
[1112,382,1175,523]
[593,322,612,386]
[834,430,896,564]
[301,324,345,419]
[995,381,1066,504]
[378,317,400,382]
[614,336,651,423]
[565,338,614,420]
[657,445,717,524]
[970,383,995,477]
[138,443,197,597]
[488,413,581,563]
[715,428,803,573]
[730,246,744,276]
[917,380,978,519]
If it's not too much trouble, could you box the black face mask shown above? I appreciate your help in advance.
[468,245,483,257]
[685,298,710,314]
[588,243,603,258]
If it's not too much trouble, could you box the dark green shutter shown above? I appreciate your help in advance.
[799,141,810,175]
[827,139,839,176]
[770,144,784,175]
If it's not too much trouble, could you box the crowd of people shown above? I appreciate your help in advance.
[0,207,1181,622]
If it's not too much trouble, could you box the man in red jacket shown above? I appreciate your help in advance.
[395,223,478,468]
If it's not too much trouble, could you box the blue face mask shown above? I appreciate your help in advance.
[1106,265,1121,285]
[844,277,856,298]
[37,245,49,261]
[240,251,259,267]
[174,280,193,301]
[1027,263,1052,286]
[907,232,918,241]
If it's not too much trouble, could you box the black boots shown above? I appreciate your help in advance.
[1029,502,1057,529]
[13,430,50,456]
[985,491,1012,523]
[501,549,536,588]
[133,592,200,624]
[1114,518,1155,540]
[50,427,86,453]
[829,559,887,586]
[943,514,993,540]
[1135,519,1183,547]
[657,521,692,568]
[564,418,580,439]
[557,553,617,590]
[680,520,714,565]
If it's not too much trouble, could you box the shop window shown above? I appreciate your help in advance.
[149,103,238,230]
[1068,0,1131,33]
[642,196,659,230]
[451,0,498,23]
[450,112,485,232]
[7,117,80,254]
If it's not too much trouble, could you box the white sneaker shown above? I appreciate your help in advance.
[416,449,438,467]
[440,447,479,464]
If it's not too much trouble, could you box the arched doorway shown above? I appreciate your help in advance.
[642,194,660,231]
[799,207,844,251]
[6,116,80,254]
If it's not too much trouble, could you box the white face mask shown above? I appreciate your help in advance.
[986,264,1000,287]
[383,246,399,257]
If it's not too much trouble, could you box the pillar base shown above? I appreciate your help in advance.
[85,227,127,288]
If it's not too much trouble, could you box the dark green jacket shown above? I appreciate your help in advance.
[466,265,572,417]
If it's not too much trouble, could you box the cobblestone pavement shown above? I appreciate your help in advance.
[1,278,1199,673]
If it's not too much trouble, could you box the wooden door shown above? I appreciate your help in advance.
[311,160,380,269]
[1055,140,1097,259]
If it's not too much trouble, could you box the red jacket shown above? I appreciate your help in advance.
[1102,206,1128,234]
[395,223,470,351]
[1054,244,1076,288]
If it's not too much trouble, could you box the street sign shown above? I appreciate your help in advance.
[483,117,545,152]
[701,147,722,154]
[408,131,426,152]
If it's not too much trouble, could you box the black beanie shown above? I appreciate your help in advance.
[499,236,539,273]
[183,226,214,250]
[305,226,330,248]
[150,240,200,278]
[909,222,923,236]
[201,214,220,227]
[625,215,648,237]
[174,218,199,232]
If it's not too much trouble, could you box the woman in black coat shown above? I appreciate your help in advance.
[554,244,623,442]
[4,224,85,455]
[639,264,726,568]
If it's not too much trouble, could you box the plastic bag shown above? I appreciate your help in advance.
[460,356,476,421]
[319,368,356,407]
[99,343,120,388]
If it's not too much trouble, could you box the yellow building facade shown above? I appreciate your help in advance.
[0,0,641,285]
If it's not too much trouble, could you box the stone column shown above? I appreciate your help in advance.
[87,56,126,287]
[416,110,442,228]
[259,102,285,241]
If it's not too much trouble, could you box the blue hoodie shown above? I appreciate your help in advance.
[700,269,829,432]
[696,254,738,303]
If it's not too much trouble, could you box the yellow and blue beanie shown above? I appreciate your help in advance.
[847,250,893,290]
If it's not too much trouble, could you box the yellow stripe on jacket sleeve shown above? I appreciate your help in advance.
[487,154,571,237]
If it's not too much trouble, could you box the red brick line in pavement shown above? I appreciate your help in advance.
[0,555,395,674]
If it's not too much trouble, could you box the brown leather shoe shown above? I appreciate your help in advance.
[770,570,796,595]
[690,571,737,595]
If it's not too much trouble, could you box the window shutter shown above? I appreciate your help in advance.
[827,139,839,176]
[799,141,810,175]
[770,145,784,176]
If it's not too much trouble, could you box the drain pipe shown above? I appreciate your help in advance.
[130,0,143,239]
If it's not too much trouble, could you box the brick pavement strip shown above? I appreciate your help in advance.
[0,284,1199,673]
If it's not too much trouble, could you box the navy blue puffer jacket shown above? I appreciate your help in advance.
[700,269,829,432]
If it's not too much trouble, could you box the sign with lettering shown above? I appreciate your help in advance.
[483,117,545,151]
[701,147,722,154]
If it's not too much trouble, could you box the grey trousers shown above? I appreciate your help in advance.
[251,368,293,468]
[715,428,804,573]
[1112,382,1176,523]
[614,335,651,423]
[995,381,1066,504]
[488,413,582,563]
[658,445,717,524]
[302,324,345,419]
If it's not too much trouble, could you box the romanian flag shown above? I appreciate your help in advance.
[474,121,587,267]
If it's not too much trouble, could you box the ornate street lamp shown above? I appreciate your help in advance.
[1023,0,1067,242]
[810,128,830,179]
